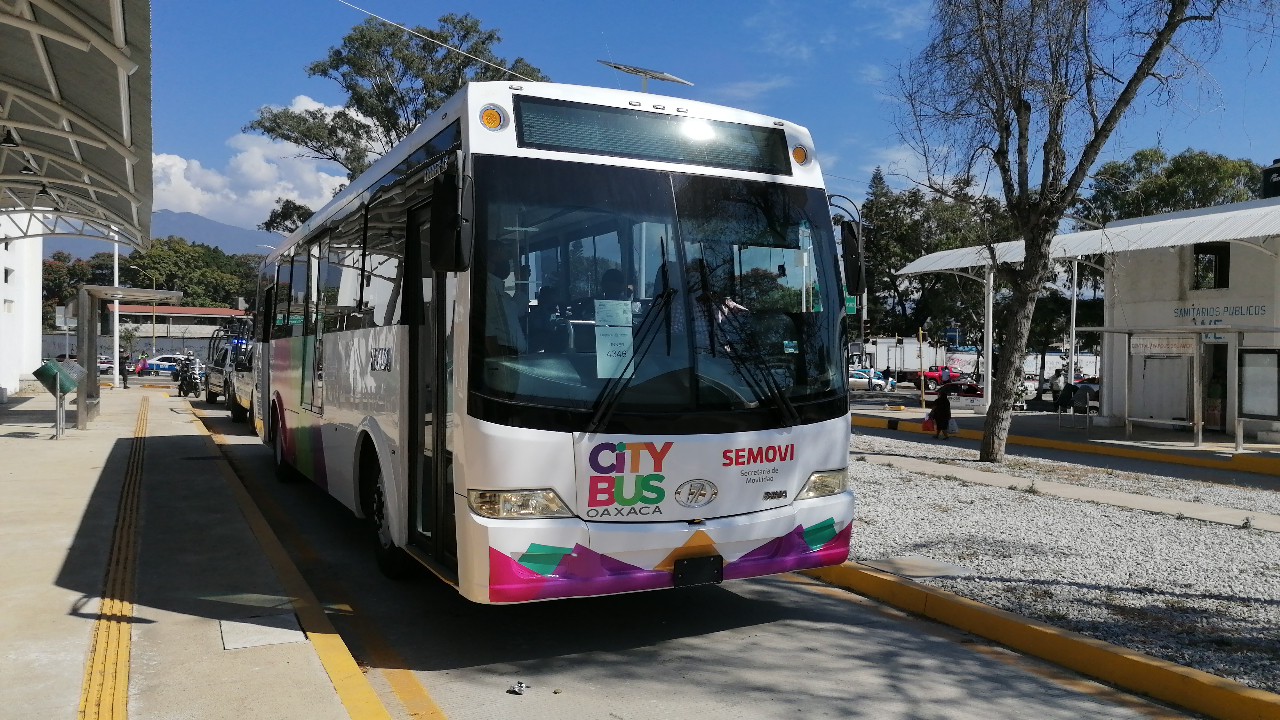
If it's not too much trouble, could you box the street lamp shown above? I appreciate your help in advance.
[130,265,158,356]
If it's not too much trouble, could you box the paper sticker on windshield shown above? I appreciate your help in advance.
[596,326,632,378]
[594,300,631,327]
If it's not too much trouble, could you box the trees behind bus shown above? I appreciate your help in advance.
[245,13,549,234]
[896,0,1279,463]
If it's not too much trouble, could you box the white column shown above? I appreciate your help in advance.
[1068,260,1078,378]
[113,242,120,387]
[982,266,993,413]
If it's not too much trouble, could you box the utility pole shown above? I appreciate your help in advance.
[130,266,158,355]
[919,327,927,409]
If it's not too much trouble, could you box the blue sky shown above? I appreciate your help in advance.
[151,0,1280,231]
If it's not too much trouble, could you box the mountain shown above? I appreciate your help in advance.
[42,210,282,259]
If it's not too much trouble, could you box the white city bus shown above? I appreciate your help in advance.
[252,81,855,604]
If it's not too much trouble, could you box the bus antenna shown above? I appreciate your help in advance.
[597,61,693,93]
[335,0,537,82]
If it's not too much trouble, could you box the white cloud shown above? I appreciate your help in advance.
[153,95,350,230]
[858,64,889,86]
[854,0,933,41]
[710,77,793,105]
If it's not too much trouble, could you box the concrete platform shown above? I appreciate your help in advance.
[3,386,1277,720]
[0,389,358,720]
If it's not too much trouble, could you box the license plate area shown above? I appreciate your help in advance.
[673,555,724,587]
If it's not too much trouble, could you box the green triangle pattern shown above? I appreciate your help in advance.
[517,543,574,576]
[802,518,837,551]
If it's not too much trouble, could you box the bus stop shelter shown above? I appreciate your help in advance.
[75,285,182,428]
[895,196,1280,434]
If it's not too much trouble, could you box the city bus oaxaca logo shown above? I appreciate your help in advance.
[587,441,673,518]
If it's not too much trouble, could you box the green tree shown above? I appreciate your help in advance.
[1077,147,1262,226]
[898,0,1277,462]
[244,14,549,221]
[125,237,247,308]
[860,170,1013,344]
[41,251,93,329]
[259,198,316,236]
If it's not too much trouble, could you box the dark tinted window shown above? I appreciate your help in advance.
[515,96,791,176]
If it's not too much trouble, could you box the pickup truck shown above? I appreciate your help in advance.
[901,365,967,391]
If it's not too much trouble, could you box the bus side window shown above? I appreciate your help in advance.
[260,285,275,343]
[273,255,294,340]
[288,251,310,337]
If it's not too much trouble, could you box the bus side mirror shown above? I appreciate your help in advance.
[839,220,865,297]
[429,151,471,271]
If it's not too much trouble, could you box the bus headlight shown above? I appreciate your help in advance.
[468,489,573,519]
[796,468,848,500]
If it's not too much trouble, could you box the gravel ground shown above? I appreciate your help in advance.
[848,432,1280,695]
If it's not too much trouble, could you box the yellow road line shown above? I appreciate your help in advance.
[190,408,401,720]
[78,397,148,720]
[802,563,1280,720]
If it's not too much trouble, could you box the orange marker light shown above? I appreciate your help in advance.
[480,105,508,130]
[792,145,809,165]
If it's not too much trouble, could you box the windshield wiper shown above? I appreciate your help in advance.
[714,312,801,427]
[586,289,676,434]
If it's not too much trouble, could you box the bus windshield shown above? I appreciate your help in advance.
[469,155,844,433]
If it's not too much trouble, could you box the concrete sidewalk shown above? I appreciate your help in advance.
[851,398,1280,486]
[0,388,354,720]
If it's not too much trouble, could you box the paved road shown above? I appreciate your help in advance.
[192,404,1189,720]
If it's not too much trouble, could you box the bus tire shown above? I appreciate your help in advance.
[271,412,299,483]
[369,466,412,579]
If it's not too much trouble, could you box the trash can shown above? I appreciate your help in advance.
[32,360,78,396]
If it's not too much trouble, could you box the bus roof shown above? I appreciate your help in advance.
[268,81,824,262]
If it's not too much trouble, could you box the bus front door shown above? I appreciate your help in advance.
[406,204,457,573]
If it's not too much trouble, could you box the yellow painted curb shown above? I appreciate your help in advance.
[802,563,1280,720]
[850,415,1280,475]
[189,409,394,720]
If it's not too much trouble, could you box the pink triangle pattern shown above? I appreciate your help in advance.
[489,545,669,603]
[723,521,851,580]
[487,521,852,603]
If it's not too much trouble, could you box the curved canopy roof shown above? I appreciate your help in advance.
[897,196,1280,277]
[0,0,151,250]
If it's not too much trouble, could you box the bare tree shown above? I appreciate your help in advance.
[898,0,1276,462]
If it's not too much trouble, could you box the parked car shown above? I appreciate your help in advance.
[144,353,187,376]
[902,365,968,391]
[849,368,887,391]
[928,381,986,412]
[144,353,205,382]
[97,356,113,375]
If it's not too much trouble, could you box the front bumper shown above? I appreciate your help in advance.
[463,492,854,604]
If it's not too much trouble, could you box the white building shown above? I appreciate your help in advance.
[1098,196,1280,437]
[0,233,42,401]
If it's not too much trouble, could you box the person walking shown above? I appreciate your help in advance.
[931,390,952,440]
[118,348,131,389]
[1049,368,1066,401]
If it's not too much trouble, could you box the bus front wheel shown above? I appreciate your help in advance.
[369,467,412,579]
[272,413,298,483]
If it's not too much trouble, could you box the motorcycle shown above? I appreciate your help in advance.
[176,357,200,398]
